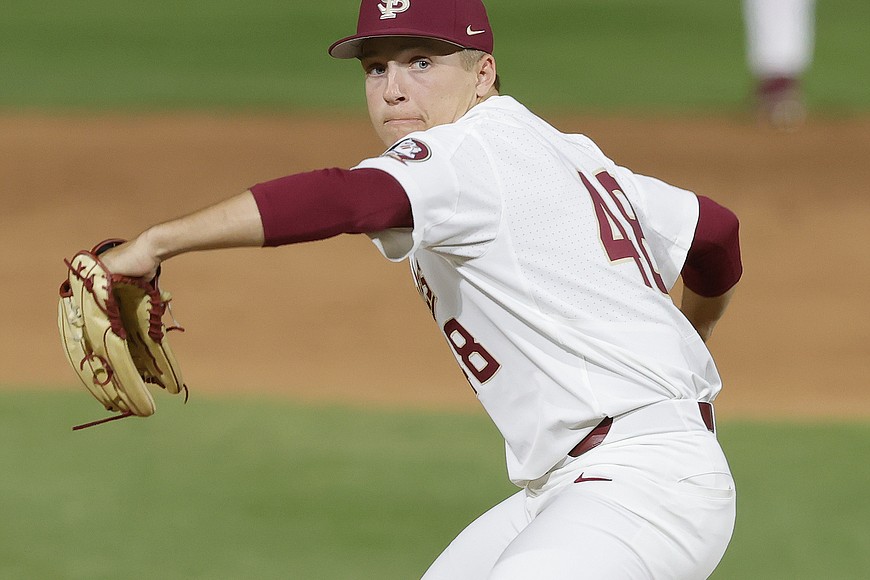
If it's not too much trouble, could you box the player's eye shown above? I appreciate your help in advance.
[412,58,431,70]
[364,63,386,76]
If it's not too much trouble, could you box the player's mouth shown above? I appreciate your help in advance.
[384,118,424,127]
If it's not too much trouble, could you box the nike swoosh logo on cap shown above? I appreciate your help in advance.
[466,25,486,36]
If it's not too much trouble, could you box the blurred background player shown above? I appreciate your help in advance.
[743,0,816,130]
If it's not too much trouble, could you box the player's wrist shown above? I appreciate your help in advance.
[140,223,175,263]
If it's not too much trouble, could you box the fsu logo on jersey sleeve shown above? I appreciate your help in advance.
[384,138,431,164]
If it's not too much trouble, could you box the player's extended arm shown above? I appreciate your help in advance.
[100,192,264,278]
[679,196,742,342]
[100,168,411,278]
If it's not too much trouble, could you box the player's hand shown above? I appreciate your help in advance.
[99,235,162,280]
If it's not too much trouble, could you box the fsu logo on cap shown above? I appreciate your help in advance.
[384,138,431,163]
[379,0,410,20]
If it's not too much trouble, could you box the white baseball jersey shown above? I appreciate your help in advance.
[355,96,720,485]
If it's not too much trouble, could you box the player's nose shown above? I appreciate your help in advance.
[383,67,407,104]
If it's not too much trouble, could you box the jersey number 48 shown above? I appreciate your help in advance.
[580,170,667,293]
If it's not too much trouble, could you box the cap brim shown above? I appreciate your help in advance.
[328,31,465,59]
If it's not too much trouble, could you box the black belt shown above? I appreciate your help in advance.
[569,402,715,458]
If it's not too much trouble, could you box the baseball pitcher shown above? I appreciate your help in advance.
[92,0,743,577]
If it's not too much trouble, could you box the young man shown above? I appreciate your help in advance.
[101,0,741,577]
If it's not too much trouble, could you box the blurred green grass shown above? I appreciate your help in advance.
[1,389,869,579]
[2,0,868,113]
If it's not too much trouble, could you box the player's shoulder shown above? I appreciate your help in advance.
[565,132,604,154]
[381,108,491,165]
[475,97,612,155]
[375,97,609,167]
[559,130,621,172]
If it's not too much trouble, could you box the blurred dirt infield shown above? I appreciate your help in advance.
[3,113,867,419]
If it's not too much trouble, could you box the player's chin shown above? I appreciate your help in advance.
[381,120,425,144]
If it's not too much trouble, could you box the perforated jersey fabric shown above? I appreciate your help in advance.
[357,96,715,484]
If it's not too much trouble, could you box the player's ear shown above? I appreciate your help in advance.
[475,54,498,97]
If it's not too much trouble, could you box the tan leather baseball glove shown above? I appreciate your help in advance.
[58,239,188,430]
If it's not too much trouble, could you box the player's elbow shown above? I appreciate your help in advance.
[681,196,742,298]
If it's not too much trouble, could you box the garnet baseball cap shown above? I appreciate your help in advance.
[329,0,494,59]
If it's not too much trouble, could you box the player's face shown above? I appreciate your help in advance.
[360,38,487,147]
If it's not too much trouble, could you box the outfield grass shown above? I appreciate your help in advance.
[1,389,868,579]
[0,389,514,579]
[2,0,868,112]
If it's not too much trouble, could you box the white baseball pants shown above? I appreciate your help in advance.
[421,400,736,579]
[744,0,815,78]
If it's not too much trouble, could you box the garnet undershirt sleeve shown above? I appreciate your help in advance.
[681,195,743,297]
[249,167,413,247]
